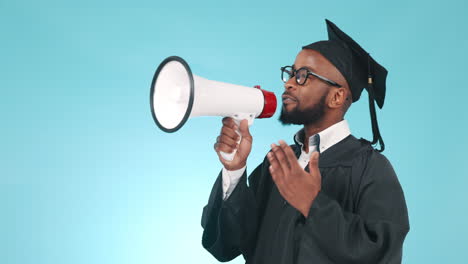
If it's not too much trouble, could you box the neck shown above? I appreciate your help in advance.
[302,117,343,153]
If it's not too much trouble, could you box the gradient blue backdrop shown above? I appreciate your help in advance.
[2,0,467,263]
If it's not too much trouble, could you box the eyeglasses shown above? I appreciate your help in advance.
[280,66,342,87]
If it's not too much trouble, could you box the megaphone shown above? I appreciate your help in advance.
[150,56,277,161]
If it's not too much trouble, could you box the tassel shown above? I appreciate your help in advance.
[367,54,385,152]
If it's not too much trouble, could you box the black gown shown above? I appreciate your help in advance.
[201,135,409,264]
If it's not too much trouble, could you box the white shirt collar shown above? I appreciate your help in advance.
[293,119,351,154]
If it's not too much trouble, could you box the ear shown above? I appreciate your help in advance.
[328,87,347,109]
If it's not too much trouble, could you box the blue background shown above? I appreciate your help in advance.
[1,0,467,263]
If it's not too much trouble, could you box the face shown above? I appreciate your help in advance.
[279,49,340,125]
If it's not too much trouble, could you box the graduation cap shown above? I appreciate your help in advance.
[303,19,387,152]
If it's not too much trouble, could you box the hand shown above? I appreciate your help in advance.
[267,140,322,217]
[214,117,253,171]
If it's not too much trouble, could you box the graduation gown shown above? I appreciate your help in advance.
[201,135,409,264]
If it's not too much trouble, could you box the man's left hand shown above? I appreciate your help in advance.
[267,140,322,217]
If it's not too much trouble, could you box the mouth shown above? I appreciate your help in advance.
[282,95,298,105]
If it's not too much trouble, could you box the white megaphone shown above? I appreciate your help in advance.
[150,56,277,161]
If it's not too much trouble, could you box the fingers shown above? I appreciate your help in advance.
[267,140,300,181]
[222,117,237,129]
[221,121,239,139]
[270,142,292,173]
[215,118,253,170]
[267,150,284,183]
[267,141,290,183]
[278,140,298,168]
[268,144,291,201]
[214,136,238,153]
[221,126,240,143]
[218,135,238,148]
[238,119,252,139]
[215,118,240,154]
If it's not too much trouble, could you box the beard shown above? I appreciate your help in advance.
[279,93,327,126]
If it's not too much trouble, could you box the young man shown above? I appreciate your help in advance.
[202,19,409,264]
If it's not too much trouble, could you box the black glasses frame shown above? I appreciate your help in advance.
[280,66,342,87]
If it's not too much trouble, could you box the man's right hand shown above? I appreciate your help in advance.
[214,117,252,171]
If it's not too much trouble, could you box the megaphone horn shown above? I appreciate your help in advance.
[150,56,277,160]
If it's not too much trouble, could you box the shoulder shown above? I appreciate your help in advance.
[318,135,373,167]
[351,139,399,186]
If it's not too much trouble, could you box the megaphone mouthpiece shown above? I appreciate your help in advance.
[254,85,277,119]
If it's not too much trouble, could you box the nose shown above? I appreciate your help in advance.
[284,76,297,91]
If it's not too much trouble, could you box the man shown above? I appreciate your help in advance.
[201,19,409,264]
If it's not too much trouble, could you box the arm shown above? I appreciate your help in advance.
[268,142,409,263]
[297,152,409,264]
[202,117,260,262]
[201,163,264,262]
[222,166,246,200]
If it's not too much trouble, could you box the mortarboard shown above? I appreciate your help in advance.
[303,19,387,152]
